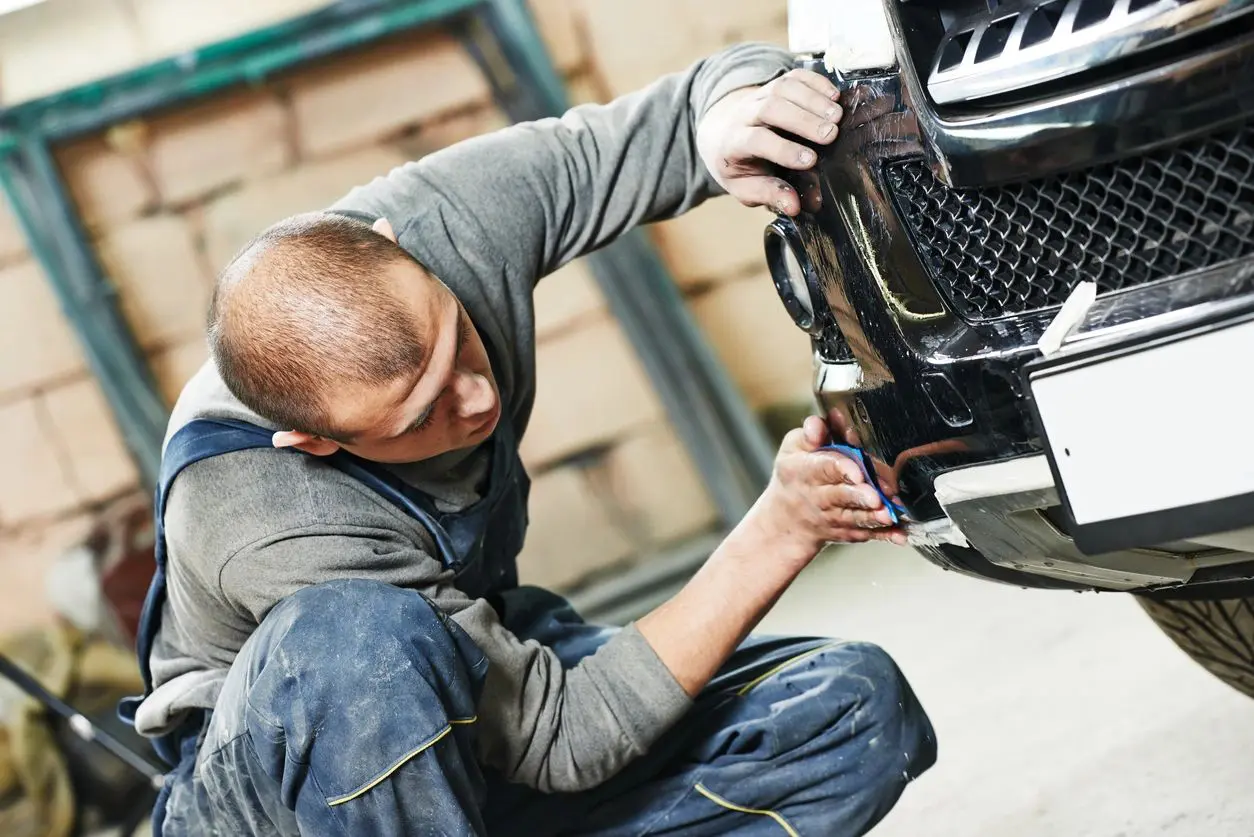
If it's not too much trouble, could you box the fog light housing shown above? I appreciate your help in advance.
[765,216,825,335]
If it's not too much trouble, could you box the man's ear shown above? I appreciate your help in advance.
[272,430,341,457]
[372,217,398,243]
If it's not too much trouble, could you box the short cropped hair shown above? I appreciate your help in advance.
[207,212,427,439]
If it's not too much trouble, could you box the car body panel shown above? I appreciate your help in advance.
[779,3,1254,594]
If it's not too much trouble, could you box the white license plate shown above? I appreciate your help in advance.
[1030,317,1254,528]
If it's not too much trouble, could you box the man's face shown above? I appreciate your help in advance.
[314,259,501,464]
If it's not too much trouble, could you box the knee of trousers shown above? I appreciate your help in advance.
[812,641,937,779]
[210,579,488,808]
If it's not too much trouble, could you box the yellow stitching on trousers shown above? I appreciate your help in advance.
[694,783,800,836]
[326,717,477,806]
[736,643,835,696]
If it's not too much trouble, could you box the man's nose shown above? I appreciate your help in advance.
[451,371,494,418]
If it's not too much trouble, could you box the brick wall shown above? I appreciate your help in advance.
[0,0,813,627]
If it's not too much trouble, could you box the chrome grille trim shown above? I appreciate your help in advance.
[928,0,1253,105]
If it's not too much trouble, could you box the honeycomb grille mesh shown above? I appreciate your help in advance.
[885,121,1254,321]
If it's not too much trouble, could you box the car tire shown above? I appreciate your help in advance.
[1137,595,1254,700]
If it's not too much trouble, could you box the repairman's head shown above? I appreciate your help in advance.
[207,212,500,464]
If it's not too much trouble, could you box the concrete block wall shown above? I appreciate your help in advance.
[0,0,814,627]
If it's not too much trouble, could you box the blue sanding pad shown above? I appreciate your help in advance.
[821,443,909,525]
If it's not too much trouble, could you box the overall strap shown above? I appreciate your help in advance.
[123,416,519,766]
[133,419,465,692]
[325,455,462,562]
[136,419,280,693]
[121,419,281,766]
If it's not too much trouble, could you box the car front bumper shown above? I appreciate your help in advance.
[782,21,1254,592]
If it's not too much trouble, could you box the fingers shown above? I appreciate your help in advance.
[779,416,824,455]
[779,416,835,455]
[782,417,890,491]
[868,527,909,546]
[833,529,908,545]
[782,68,841,101]
[754,93,841,146]
[823,522,908,546]
[725,175,802,215]
[831,528,872,543]
[741,125,819,171]
[815,483,888,516]
[820,523,908,546]
[778,417,863,484]
[712,71,842,215]
[813,449,869,487]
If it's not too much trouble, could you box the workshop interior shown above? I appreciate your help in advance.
[2,0,1254,834]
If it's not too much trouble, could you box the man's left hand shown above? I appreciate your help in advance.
[696,68,843,217]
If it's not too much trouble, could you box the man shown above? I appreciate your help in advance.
[124,41,936,835]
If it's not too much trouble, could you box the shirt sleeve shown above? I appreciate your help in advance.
[332,42,794,284]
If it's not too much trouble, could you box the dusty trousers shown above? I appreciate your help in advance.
[157,580,936,836]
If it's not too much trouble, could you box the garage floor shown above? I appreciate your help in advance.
[757,544,1254,836]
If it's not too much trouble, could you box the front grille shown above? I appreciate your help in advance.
[886,121,1254,321]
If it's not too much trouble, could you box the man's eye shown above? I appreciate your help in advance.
[409,406,435,434]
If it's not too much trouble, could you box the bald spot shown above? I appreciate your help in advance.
[207,212,431,439]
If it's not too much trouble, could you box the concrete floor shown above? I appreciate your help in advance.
[756,544,1254,836]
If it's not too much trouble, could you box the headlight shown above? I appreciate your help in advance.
[765,217,822,335]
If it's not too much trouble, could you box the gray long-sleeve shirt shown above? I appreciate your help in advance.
[139,43,793,793]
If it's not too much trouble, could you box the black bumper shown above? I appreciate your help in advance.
[780,30,1254,525]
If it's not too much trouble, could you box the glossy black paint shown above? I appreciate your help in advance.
[778,22,1254,591]
[783,70,1044,524]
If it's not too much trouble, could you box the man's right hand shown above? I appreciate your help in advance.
[747,415,907,566]
[635,415,904,697]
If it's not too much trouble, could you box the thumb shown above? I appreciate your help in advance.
[777,415,831,455]
[799,415,829,452]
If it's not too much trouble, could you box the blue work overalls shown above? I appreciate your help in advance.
[124,416,936,836]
